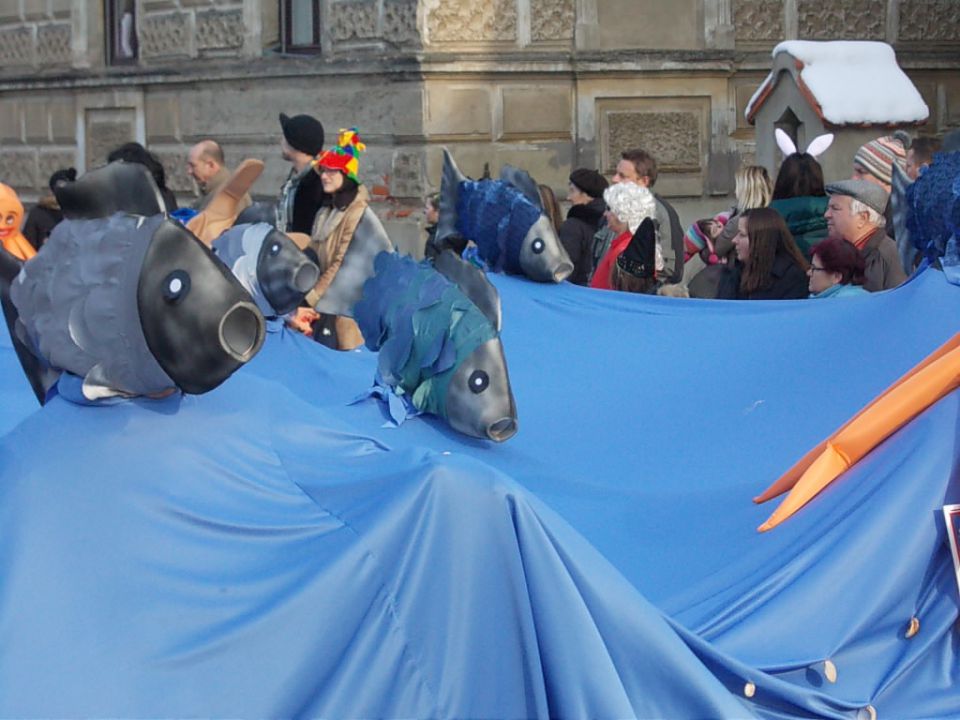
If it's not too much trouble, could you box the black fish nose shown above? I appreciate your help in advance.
[553,261,574,283]
[218,301,264,362]
[486,417,518,443]
[293,261,319,293]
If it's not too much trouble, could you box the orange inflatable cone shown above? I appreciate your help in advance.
[756,332,960,532]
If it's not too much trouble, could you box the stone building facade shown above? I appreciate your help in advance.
[0,0,958,247]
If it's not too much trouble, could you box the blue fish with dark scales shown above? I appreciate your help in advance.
[317,245,518,442]
[436,149,573,283]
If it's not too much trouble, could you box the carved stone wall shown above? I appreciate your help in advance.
[607,111,701,173]
[196,9,245,50]
[426,0,517,43]
[37,150,78,185]
[37,23,72,65]
[383,0,419,45]
[391,151,424,198]
[330,1,380,43]
[798,0,885,40]
[531,0,575,42]
[84,109,137,168]
[899,0,960,43]
[154,149,195,193]
[733,0,783,44]
[3,150,38,188]
[140,12,191,58]
[0,27,34,67]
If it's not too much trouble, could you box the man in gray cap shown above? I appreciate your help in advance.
[824,179,906,292]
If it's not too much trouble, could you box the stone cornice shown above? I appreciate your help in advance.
[1,46,956,92]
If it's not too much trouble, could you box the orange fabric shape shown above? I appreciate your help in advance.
[756,332,960,532]
[0,183,35,261]
[187,159,264,246]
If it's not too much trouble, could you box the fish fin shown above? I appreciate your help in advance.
[499,164,542,209]
[434,250,502,332]
[0,249,57,405]
[55,162,166,219]
[313,213,394,318]
[437,148,466,244]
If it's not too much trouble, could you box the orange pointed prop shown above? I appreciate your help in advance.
[756,332,960,532]
[187,159,264,246]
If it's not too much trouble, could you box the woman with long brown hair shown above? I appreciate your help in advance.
[717,207,809,300]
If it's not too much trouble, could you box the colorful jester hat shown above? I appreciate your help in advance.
[315,128,365,183]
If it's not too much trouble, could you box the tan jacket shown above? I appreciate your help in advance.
[306,186,370,350]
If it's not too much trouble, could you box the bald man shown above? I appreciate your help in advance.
[187,140,251,212]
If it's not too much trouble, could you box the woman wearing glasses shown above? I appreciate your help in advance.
[807,236,869,299]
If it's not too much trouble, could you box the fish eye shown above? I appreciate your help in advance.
[531,238,544,254]
[163,270,191,304]
[269,242,281,256]
[468,369,489,394]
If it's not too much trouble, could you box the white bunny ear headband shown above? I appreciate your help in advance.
[775,128,834,159]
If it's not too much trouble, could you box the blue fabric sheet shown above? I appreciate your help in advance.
[2,268,960,717]
[0,321,39,435]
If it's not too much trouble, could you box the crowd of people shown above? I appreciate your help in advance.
[551,129,946,302]
[0,115,952,326]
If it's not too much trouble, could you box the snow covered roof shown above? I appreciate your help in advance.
[746,41,929,126]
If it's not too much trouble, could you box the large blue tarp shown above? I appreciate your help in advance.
[2,268,960,717]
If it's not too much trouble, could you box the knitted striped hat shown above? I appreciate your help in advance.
[853,133,908,188]
[315,128,365,183]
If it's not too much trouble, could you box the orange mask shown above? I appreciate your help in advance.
[0,182,35,261]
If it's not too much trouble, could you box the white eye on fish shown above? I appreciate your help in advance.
[268,242,281,256]
[469,369,489,394]
[163,270,191,304]
[531,239,544,254]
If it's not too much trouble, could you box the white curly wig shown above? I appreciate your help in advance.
[603,182,657,233]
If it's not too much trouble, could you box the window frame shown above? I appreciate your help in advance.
[105,0,139,66]
[282,0,322,53]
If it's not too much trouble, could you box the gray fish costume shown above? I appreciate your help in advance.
[317,247,518,442]
[212,223,320,318]
[10,213,265,400]
[436,149,573,283]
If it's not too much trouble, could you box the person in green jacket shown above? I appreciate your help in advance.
[769,150,829,261]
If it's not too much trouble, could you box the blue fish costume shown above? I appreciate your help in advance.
[354,251,517,441]
[437,149,573,283]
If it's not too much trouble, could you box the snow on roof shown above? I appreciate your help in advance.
[746,40,929,126]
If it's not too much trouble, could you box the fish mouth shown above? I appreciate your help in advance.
[293,261,320,293]
[218,301,264,362]
[486,417,518,442]
[553,261,574,283]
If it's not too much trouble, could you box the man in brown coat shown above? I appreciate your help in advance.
[824,179,906,292]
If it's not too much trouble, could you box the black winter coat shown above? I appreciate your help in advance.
[716,250,808,300]
[559,198,606,286]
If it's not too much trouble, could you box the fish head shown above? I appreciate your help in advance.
[518,215,573,283]
[138,218,266,394]
[446,337,518,442]
[256,228,319,316]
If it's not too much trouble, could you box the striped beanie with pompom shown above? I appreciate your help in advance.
[853,131,909,189]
